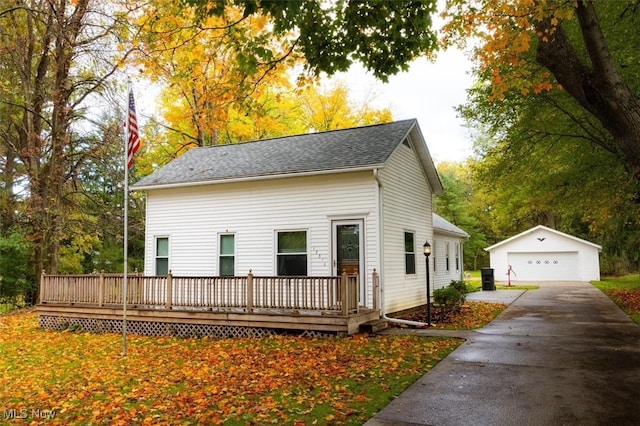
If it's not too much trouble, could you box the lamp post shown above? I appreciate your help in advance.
[423,241,432,327]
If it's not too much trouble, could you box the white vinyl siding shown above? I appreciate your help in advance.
[143,172,379,306]
[433,234,466,289]
[378,141,433,313]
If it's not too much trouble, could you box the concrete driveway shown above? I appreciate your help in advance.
[366,282,640,426]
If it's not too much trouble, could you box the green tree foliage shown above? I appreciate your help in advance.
[0,231,34,305]
[445,1,640,186]
[435,162,488,269]
[449,1,640,274]
[462,65,640,274]
[183,0,439,81]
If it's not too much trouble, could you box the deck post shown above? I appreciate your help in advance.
[372,269,379,310]
[341,271,348,316]
[247,270,253,314]
[98,271,105,307]
[355,274,360,314]
[166,271,173,309]
[40,270,46,303]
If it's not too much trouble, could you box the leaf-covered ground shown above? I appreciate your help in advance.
[607,289,640,312]
[602,289,640,324]
[391,301,507,330]
[592,275,640,325]
[0,311,460,425]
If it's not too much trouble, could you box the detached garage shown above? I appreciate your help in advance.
[485,225,601,282]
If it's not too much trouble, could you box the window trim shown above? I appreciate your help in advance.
[404,231,416,275]
[218,233,236,276]
[275,229,309,276]
[455,242,460,272]
[445,241,450,273]
[155,236,170,276]
[433,242,436,271]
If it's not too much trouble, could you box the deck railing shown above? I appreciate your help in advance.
[39,270,362,316]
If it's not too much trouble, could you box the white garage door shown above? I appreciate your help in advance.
[507,252,579,281]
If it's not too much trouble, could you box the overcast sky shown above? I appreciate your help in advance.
[328,48,476,164]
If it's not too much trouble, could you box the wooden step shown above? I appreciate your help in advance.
[359,319,388,334]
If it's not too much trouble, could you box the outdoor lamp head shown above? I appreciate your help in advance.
[423,241,431,257]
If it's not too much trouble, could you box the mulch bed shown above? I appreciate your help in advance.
[389,301,506,329]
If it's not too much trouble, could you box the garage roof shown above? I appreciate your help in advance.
[485,225,602,252]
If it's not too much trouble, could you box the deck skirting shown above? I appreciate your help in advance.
[36,305,381,337]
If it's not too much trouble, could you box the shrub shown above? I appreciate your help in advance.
[449,279,469,294]
[433,281,467,320]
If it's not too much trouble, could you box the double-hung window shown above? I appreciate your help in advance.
[446,241,450,272]
[219,234,235,276]
[404,232,416,275]
[277,231,307,276]
[155,237,169,276]
[455,243,460,271]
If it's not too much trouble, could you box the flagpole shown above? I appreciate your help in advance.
[122,81,131,357]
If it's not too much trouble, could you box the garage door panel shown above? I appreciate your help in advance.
[507,252,579,281]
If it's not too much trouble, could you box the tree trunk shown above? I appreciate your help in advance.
[535,0,640,182]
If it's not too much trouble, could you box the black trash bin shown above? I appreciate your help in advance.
[481,268,495,291]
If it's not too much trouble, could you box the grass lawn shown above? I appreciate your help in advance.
[593,274,640,325]
[465,279,539,292]
[0,311,461,425]
[465,270,539,291]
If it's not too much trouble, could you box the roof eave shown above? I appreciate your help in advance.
[435,228,471,239]
[131,164,384,191]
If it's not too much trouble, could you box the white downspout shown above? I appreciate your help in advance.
[374,169,432,328]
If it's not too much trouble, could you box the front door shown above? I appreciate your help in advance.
[333,220,365,305]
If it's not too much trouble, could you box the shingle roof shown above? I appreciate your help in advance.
[133,119,440,190]
[433,213,470,238]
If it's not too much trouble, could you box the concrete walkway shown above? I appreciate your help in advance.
[366,282,640,426]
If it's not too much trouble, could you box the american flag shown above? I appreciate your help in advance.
[127,89,140,169]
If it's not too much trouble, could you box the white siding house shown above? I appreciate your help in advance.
[133,120,444,317]
[432,213,470,289]
[485,225,601,282]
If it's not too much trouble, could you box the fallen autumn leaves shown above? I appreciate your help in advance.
[0,312,460,425]
[391,301,507,330]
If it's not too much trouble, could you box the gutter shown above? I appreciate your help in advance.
[373,168,433,328]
